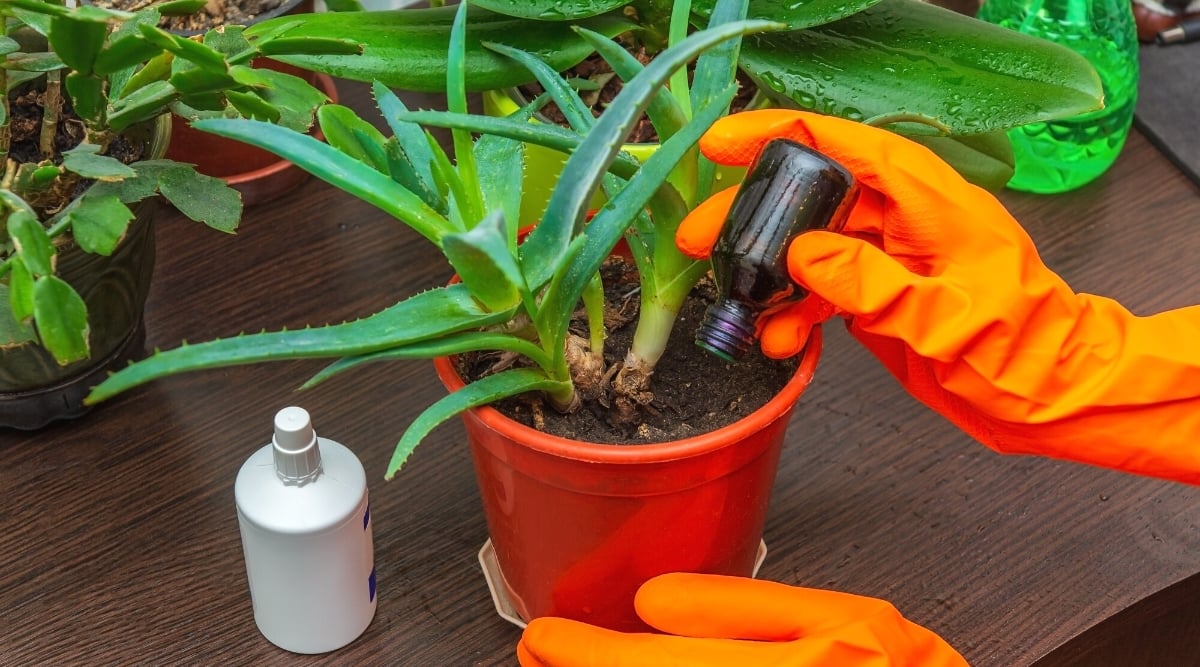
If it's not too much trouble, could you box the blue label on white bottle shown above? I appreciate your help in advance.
[368,567,377,603]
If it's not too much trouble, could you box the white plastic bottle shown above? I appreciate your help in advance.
[234,406,376,654]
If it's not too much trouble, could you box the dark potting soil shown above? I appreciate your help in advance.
[457,257,797,445]
[91,0,288,32]
[8,90,145,215]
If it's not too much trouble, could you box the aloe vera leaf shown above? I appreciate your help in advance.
[386,369,570,479]
[372,82,440,199]
[535,84,737,342]
[572,27,688,141]
[301,332,551,389]
[395,110,642,181]
[442,210,526,311]
[520,18,783,292]
[87,284,518,403]
[192,118,453,244]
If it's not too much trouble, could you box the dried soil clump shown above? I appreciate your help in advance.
[457,257,798,445]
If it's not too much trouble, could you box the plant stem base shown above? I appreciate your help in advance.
[0,321,145,431]
[476,538,769,629]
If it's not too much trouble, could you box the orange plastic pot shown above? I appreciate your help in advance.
[433,328,822,632]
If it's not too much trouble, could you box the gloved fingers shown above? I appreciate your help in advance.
[787,231,981,362]
[634,573,899,641]
[676,183,890,262]
[517,616,800,667]
[758,296,835,359]
[698,110,1004,243]
[676,185,738,260]
[700,110,964,193]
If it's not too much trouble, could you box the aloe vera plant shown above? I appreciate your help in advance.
[0,0,358,364]
[89,0,786,478]
[248,0,1105,187]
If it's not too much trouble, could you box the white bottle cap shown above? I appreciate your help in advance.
[273,406,322,483]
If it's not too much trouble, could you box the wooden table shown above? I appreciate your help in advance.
[4,81,1199,666]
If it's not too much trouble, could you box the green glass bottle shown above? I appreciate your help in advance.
[978,0,1139,193]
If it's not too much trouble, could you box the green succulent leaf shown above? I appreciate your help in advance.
[471,0,632,20]
[373,81,440,196]
[387,368,570,479]
[572,28,688,141]
[87,283,518,403]
[0,37,20,57]
[95,30,165,75]
[64,72,105,125]
[7,210,54,277]
[48,15,107,75]
[62,144,137,180]
[247,5,637,92]
[442,210,524,312]
[301,331,550,390]
[383,138,446,215]
[107,79,176,132]
[7,0,131,21]
[5,51,65,72]
[234,67,329,133]
[907,131,1015,192]
[85,160,165,203]
[157,165,242,233]
[6,261,36,324]
[33,275,90,365]
[225,89,281,122]
[693,0,882,29]
[398,109,642,181]
[536,84,737,341]
[473,136,525,246]
[484,40,594,133]
[319,104,390,173]
[193,118,452,244]
[119,50,173,97]
[5,5,53,36]
[255,36,363,57]
[170,67,238,95]
[156,0,208,16]
[739,0,1103,135]
[137,23,229,73]
[521,18,783,291]
[68,195,134,255]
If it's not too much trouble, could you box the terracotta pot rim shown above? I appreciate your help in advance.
[433,326,822,464]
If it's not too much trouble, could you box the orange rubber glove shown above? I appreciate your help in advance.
[517,573,967,667]
[677,109,1200,485]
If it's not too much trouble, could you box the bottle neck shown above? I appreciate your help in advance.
[695,299,759,362]
[274,437,322,485]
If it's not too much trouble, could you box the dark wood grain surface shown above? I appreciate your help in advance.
[4,81,1199,666]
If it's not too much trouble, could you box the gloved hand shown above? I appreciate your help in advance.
[678,109,1200,484]
[517,573,967,667]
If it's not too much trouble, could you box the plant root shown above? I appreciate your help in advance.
[609,361,654,428]
[565,334,606,403]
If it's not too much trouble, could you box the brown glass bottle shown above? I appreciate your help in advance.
[696,139,858,362]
